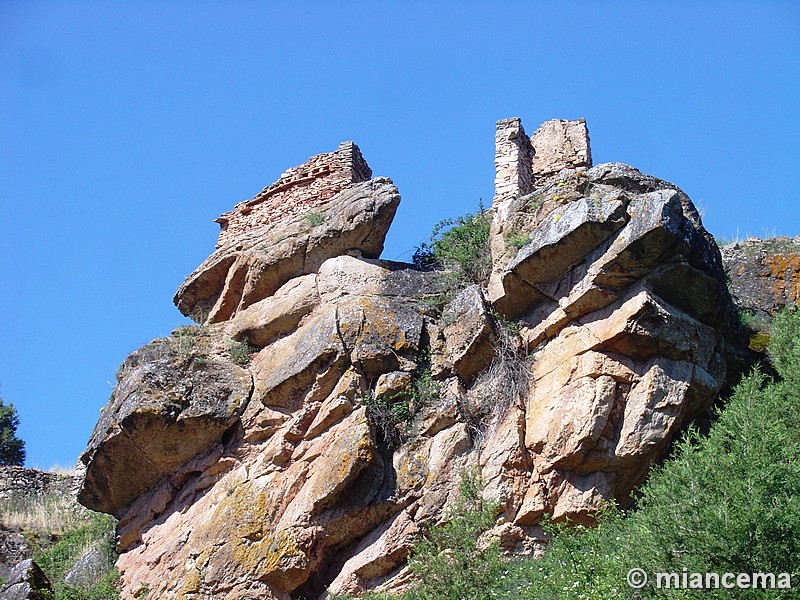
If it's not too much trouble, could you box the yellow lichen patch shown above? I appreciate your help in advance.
[207,481,310,586]
[178,566,202,597]
[396,450,429,492]
[765,254,800,304]
[232,529,306,584]
[356,297,416,353]
[749,332,771,353]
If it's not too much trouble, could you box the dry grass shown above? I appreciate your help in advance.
[0,491,89,535]
[461,314,532,445]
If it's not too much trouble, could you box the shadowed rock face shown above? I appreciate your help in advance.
[78,131,742,599]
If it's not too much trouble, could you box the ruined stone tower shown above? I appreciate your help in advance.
[493,117,592,204]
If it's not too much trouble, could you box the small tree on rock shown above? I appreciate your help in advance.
[0,397,26,466]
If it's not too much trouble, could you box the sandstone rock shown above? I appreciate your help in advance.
[79,334,252,516]
[325,508,420,597]
[78,121,745,599]
[337,296,425,375]
[228,273,319,347]
[721,236,800,318]
[316,255,439,303]
[175,178,400,323]
[488,194,627,318]
[440,285,496,383]
[375,371,413,400]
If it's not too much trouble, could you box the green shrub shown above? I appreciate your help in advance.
[495,305,800,598]
[413,204,491,304]
[738,309,772,334]
[337,309,800,598]
[302,211,326,228]
[228,338,254,365]
[363,390,411,448]
[405,469,504,600]
[769,306,800,384]
[2,491,121,600]
[505,231,531,250]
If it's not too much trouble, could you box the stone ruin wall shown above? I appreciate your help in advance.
[214,141,372,248]
[0,465,77,500]
[494,117,592,204]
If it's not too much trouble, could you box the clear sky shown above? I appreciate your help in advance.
[1,1,798,469]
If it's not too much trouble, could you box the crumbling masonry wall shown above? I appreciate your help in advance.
[214,141,372,248]
[494,117,592,204]
[494,117,534,204]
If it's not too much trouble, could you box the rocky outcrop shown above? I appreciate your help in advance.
[0,532,52,600]
[174,176,399,324]
[79,125,741,599]
[0,559,51,600]
[721,236,800,318]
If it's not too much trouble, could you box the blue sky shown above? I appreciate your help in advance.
[1,1,798,469]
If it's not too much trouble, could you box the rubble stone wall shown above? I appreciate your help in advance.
[215,141,373,248]
[494,117,534,204]
[0,465,76,500]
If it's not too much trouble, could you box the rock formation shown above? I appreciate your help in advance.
[79,120,743,599]
[721,236,800,318]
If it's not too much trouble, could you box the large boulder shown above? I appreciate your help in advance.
[479,161,734,525]
[78,331,252,516]
[0,556,52,600]
[174,178,400,324]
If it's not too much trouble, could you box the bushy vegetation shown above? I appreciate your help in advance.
[504,231,531,250]
[302,211,326,228]
[334,307,800,599]
[413,204,491,304]
[403,470,504,600]
[34,510,119,599]
[228,337,255,365]
[1,490,120,599]
[0,396,26,466]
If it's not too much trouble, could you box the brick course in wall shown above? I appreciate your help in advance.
[214,141,372,248]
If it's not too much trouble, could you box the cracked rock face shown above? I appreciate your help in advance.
[173,178,400,324]
[79,137,740,599]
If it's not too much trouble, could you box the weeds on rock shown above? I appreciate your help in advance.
[2,491,120,599]
[365,359,443,448]
[405,469,504,600]
[505,230,532,250]
[171,325,207,359]
[413,203,491,306]
[228,338,254,366]
[363,390,412,448]
[302,211,326,229]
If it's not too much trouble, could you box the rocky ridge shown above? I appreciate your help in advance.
[78,119,748,599]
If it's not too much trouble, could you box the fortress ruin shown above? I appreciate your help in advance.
[214,141,372,248]
[494,117,592,204]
